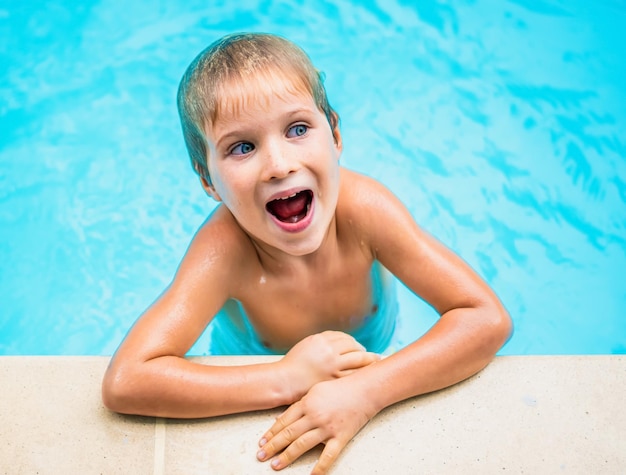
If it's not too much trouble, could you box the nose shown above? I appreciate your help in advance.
[261,139,298,181]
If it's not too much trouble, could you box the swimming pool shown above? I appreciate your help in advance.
[1,1,625,356]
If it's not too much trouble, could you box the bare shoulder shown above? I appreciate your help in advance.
[338,168,407,212]
[189,205,251,259]
[338,168,500,315]
[173,204,255,294]
[337,167,418,246]
[106,205,257,361]
[338,167,444,282]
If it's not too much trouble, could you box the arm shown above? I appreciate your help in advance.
[102,215,284,418]
[102,210,378,419]
[258,171,512,472]
[355,174,513,407]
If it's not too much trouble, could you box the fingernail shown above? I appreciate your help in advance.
[271,458,281,468]
[259,437,267,446]
[257,449,266,460]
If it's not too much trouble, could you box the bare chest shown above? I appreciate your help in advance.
[234,262,376,351]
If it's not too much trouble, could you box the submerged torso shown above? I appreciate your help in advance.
[209,260,398,355]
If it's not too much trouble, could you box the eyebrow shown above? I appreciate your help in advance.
[211,104,318,149]
[213,129,247,151]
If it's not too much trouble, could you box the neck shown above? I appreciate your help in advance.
[250,216,340,276]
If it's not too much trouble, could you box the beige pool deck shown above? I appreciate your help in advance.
[1,355,624,474]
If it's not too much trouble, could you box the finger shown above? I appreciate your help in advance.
[330,333,366,355]
[322,330,361,346]
[260,403,304,446]
[311,438,345,475]
[337,351,380,372]
[268,429,324,471]
[258,417,314,461]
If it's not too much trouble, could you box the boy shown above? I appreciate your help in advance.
[102,32,512,474]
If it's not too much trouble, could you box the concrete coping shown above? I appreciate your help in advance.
[1,355,624,474]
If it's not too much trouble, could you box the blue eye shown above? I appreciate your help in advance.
[287,124,308,138]
[231,142,254,155]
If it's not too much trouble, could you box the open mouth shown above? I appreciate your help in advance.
[265,190,313,224]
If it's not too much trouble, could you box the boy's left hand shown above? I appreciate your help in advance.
[257,376,378,474]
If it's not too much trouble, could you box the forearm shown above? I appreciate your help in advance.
[102,355,293,418]
[355,304,512,414]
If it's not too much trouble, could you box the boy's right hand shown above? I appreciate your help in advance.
[278,331,380,403]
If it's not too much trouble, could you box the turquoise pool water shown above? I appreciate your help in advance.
[1,1,625,356]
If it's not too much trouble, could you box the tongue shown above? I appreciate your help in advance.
[268,192,309,222]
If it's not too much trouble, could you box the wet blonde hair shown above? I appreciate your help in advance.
[177,32,339,184]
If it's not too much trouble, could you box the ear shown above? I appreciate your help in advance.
[199,174,222,202]
[332,125,343,156]
[330,111,342,154]
[194,162,221,201]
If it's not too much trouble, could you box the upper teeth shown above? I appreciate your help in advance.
[278,192,298,200]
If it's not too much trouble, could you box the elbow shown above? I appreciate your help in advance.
[101,362,139,415]
[483,300,513,356]
[496,302,514,347]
